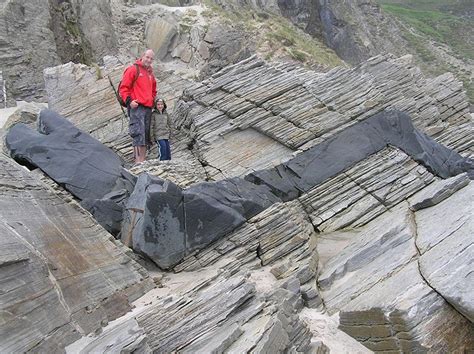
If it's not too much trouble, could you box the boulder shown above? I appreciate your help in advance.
[121,174,280,269]
[121,174,186,269]
[80,189,130,237]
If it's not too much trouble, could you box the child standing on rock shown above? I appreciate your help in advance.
[151,98,172,161]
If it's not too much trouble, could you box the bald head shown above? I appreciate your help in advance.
[141,49,154,67]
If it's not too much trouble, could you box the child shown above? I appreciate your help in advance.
[151,98,172,160]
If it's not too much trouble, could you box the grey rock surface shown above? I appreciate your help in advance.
[339,261,473,352]
[248,109,473,201]
[8,53,473,352]
[0,154,154,352]
[80,189,131,237]
[416,182,474,322]
[0,0,61,101]
[409,172,470,211]
[138,275,312,353]
[177,55,472,181]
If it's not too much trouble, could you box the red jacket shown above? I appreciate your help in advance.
[119,59,157,108]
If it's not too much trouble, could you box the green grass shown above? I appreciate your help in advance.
[202,1,344,69]
[379,3,473,59]
[377,0,473,101]
[264,18,344,67]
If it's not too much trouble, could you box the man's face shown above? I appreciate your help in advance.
[141,51,154,67]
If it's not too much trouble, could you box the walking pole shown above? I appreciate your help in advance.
[108,75,128,134]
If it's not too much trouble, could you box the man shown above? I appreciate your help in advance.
[119,49,157,164]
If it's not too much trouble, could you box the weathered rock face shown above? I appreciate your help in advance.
[415,181,474,323]
[176,54,472,181]
[206,0,407,66]
[0,154,154,352]
[0,0,121,102]
[327,179,474,351]
[0,0,61,101]
[166,55,474,351]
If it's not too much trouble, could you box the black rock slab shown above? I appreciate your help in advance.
[121,174,186,269]
[121,175,281,269]
[6,109,127,201]
[81,189,130,237]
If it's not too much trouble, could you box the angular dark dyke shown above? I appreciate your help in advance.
[247,110,474,201]
[6,109,473,269]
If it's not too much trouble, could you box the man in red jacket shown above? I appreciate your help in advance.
[119,49,157,164]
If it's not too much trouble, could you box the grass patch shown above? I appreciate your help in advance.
[378,1,473,60]
[201,1,344,68]
[377,0,474,101]
[264,17,344,68]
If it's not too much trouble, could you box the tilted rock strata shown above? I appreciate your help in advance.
[176,55,472,179]
[175,200,323,309]
[7,106,472,271]
[415,182,474,323]
[0,155,154,352]
[66,266,322,353]
[138,276,312,353]
[247,109,473,203]
[318,180,474,352]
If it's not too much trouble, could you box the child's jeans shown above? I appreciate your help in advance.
[157,139,171,160]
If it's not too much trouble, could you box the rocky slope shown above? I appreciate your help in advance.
[2,50,473,352]
[1,0,471,105]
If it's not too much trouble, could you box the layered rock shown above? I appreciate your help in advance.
[167,55,473,351]
[66,266,321,353]
[0,0,60,101]
[0,154,154,352]
[415,181,474,323]
[0,0,121,102]
[177,55,472,181]
[6,53,473,352]
[316,178,474,352]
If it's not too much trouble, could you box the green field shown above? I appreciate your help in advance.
[377,0,473,100]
